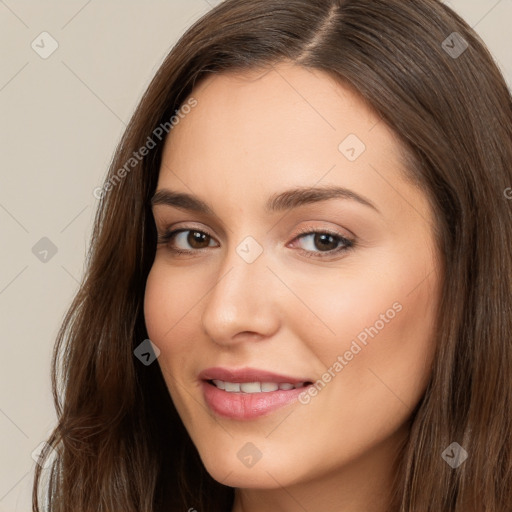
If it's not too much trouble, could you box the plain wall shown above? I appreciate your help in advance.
[0,0,510,510]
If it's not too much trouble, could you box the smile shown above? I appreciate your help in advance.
[202,379,314,420]
[210,380,309,393]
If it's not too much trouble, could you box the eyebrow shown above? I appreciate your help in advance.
[151,185,380,215]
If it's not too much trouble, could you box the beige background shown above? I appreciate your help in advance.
[0,0,510,510]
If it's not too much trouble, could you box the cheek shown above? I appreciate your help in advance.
[143,264,203,419]
[143,263,199,375]
[144,262,200,342]
[288,248,439,405]
[363,273,439,400]
[281,263,432,362]
[362,290,437,408]
[286,271,438,461]
[144,266,171,343]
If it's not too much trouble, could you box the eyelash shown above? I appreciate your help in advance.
[156,226,355,260]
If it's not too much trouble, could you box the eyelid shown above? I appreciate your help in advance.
[292,224,355,242]
[288,226,355,257]
[156,221,353,240]
[156,222,356,259]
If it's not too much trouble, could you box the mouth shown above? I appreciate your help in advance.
[200,369,314,420]
[206,379,312,393]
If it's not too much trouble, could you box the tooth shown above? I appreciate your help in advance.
[224,382,241,392]
[214,380,303,393]
[240,382,262,393]
[261,382,279,392]
[212,379,225,390]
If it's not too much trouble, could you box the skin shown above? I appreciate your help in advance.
[144,61,442,512]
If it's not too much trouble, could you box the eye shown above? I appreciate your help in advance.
[157,228,217,255]
[290,227,354,259]
[156,226,355,259]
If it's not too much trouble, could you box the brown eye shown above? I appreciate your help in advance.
[184,230,212,249]
[157,228,217,253]
[291,228,354,259]
[157,226,355,260]
[310,233,339,252]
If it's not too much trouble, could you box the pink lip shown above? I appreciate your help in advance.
[199,367,313,420]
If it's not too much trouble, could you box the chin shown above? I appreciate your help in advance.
[200,453,295,489]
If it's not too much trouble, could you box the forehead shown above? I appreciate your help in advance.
[165,63,383,159]
[157,62,423,224]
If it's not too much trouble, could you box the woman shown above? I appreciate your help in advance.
[32,1,512,511]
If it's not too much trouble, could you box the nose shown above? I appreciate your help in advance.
[200,242,281,347]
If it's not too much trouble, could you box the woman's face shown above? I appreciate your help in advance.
[144,62,441,500]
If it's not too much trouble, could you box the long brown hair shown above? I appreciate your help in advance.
[32,1,512,510]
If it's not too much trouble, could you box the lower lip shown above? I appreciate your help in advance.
[202,381,310,420]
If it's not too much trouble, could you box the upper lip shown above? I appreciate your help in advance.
[199,367,312,384]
